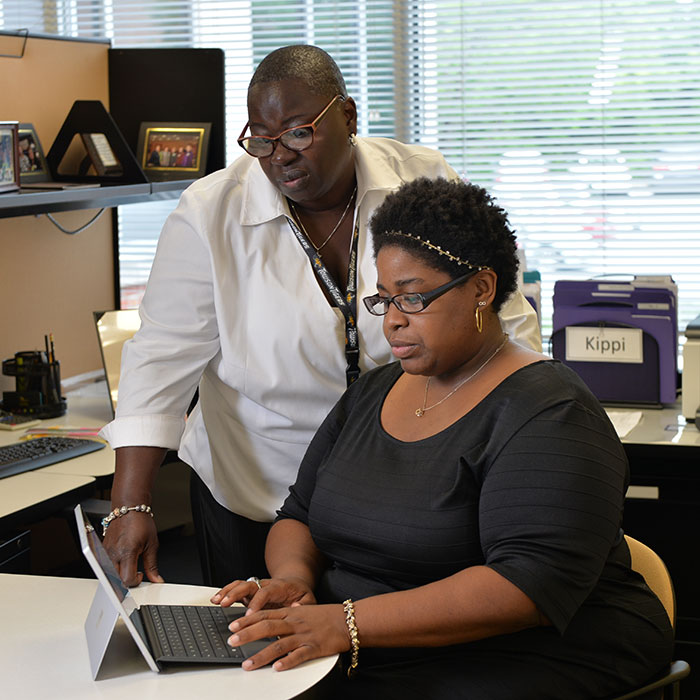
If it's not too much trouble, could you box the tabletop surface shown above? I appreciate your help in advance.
[605,400,700,447]
[0,573,337,699]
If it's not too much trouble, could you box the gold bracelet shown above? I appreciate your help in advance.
[101,504,153,536]
[342,598,360,678]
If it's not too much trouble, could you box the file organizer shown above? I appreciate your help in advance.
[551,276,678,405]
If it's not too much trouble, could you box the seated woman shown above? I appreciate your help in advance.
[211,177,673,699]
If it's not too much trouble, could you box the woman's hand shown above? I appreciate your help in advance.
[211,576,317,612]
[228,603,350,671]
[103,512,163,586]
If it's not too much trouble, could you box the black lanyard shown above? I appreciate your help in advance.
[286,215,360,387]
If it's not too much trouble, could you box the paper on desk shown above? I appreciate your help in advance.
[22,426,105,440]
[605,410,643,438]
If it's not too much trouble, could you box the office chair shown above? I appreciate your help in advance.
[606,535,690,700]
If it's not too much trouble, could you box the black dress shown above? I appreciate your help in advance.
[278,360,673,699]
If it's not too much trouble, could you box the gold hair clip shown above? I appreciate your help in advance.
[386,230,490,270]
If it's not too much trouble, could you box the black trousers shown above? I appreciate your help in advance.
[189,469,272,588]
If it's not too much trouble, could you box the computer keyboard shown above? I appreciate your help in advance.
[0,436,106,479]
[142,604,245,661]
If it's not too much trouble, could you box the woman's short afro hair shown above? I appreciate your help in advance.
[369,177,519,311]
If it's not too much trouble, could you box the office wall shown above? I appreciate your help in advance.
[0,34,114,390]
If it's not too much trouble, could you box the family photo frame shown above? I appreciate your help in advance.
[136,121,211,181]
[17,123,50,183]
[0,121,20,194]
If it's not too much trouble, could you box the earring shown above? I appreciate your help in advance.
[348,133,357,146]
[475,300,487,333]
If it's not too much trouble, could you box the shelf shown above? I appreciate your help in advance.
[0,180,194,219]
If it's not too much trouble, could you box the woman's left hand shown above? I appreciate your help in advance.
[211,575,316,610]
[228,602,350,671]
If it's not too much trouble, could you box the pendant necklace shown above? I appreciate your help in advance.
[288,185,357,256]
[415,334,509,418]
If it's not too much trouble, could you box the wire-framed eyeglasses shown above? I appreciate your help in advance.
[237,95,344,158]
[363,269,480,316]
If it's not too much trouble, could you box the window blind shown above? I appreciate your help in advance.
[3,0,699,348]
[412,0,700,346]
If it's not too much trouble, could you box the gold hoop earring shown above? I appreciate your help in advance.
[475,301,486,333]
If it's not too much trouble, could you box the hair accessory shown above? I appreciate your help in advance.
[343,598,360,678]
[246,576,262,589]
[386,230,490,270]
[101,504,153,536]
[416,334,508,417]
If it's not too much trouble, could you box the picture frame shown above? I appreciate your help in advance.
[0,121,20,194]
[17,123,50,183]
[136,121,211,181]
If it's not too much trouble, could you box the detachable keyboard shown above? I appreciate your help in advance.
[140,604,246,662]
[0,436,106,479]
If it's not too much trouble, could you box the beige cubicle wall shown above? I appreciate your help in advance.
[0,33,114,389]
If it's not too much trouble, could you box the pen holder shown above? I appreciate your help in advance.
[1,350,67,418]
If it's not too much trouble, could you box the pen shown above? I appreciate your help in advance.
[48,333,61,404]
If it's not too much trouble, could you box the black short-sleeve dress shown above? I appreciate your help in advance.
[278,360,673,699]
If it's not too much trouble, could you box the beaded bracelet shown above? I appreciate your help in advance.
[101,504,153,536]
[342,598,360,678]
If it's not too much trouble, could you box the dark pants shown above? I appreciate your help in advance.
[189,469,272,588]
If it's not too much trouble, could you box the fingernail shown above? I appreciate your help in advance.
[273,661,283,671]
[229,634,240,645]
[229,621,239,631]
[242,659,253,670]
[211,593,221,602]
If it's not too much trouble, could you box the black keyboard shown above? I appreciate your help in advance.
[0,436,106,479]
[143,604,245,661]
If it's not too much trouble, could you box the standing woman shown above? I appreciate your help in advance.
[214,178,673,700]
[100,45,540,589]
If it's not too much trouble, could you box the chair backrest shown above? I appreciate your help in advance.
[624,535,675,627]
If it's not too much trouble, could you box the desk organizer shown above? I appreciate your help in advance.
[1,350,66,418]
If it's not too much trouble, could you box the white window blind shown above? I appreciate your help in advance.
[3,0,699,348]
[412,0,700,347]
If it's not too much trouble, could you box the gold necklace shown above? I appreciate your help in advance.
[415,334,509,417]
[288,185,357,256]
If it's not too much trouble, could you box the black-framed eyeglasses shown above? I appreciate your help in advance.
[363,269,480,316]
[237,94,344,158]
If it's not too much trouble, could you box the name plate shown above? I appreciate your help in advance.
[565,326,643,364]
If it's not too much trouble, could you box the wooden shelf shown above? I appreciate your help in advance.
[0,180,194,219]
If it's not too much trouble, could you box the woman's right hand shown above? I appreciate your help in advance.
[103,511,164,586]
[211,576,316,612]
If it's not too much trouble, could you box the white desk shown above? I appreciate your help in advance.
[0,470,94,519]
[0,381,114,526]
[1,574,337,699]
[606,400,700,447]
[0,379,115,479]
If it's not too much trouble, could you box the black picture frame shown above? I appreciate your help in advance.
[0,121,20,194]
[17,123,50,183]
[136,121,211,181]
